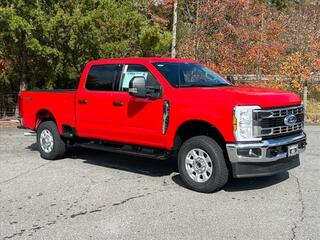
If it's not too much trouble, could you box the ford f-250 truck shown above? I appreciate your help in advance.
[18,57,307,193]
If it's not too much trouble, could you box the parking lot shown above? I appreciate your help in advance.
[0,126,319,240]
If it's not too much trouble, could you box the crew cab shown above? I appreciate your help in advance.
[18,57,307,192]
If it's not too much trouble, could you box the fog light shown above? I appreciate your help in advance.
[237,148,262,158]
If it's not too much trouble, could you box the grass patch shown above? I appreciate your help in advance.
[306,99,320,124]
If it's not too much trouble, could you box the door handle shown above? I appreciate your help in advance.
[113,101,124,107]
[78,99,88,104]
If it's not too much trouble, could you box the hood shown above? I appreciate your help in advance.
[177,85,301,109]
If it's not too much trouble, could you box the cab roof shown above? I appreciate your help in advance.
[88,57,197,65]
[137,57,197,63]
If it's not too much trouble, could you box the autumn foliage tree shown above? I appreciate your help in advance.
[178,1,279,73]
[171,0,320,93]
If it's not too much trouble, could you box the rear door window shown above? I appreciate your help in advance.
[86,64,121,91]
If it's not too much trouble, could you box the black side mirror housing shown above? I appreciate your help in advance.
[128,76,163,99]
[129,76,147,98]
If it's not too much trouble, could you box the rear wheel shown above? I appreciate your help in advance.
[37,121,66,160]
[178,136,229,193]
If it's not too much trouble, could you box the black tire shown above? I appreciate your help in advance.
[177,136,229,193]
[37,121,66,160]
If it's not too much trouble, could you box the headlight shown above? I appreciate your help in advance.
[233,106,261,142]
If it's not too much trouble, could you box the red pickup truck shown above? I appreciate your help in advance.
[18,57,306,192]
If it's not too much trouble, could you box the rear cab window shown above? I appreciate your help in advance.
[86,64,122,91]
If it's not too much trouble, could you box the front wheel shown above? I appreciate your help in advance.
[178,136,229,193]
[37,121,66,160]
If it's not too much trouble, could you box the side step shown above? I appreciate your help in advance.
[80,142,169,160]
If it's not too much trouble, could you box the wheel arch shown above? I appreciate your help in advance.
[173,120,226,152]
[35,109,57,130]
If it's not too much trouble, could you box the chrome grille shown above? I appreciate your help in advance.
[253,105,304,138]
[257,105,304,118]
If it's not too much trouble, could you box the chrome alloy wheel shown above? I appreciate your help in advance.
[40,129,54,153]
[185,148,213,183]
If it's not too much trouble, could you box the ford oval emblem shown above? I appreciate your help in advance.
[284,114,297,126]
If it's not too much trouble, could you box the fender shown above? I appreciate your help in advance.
[165,109,235,150]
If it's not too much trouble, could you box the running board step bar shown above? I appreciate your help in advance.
[80,142,169,160]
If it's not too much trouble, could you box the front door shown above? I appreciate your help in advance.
[111,64,166,148]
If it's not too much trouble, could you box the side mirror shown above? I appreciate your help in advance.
[128,76,147,98]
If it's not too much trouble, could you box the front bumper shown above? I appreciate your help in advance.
[226,132,306,178]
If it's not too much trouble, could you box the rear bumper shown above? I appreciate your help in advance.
[226,132,306,178]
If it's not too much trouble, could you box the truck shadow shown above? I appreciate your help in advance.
[26,143,39,151]
[27,143,290,191]
[26,143,177,177]
[171,172,289,192]
[224,172,289,192]
[68,146,178,177]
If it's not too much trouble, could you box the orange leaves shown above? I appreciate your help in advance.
[177,0,287,75]
[214,33,225,42]
[176,0,320,88]
[315,59,320,69]
[238,0,247,4]
[265,79,291,92]
[278,52,310,92]
[280,52,310,79]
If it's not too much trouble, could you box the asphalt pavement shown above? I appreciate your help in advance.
[0,126,319,240]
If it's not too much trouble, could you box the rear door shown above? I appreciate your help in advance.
[76,64,123,139]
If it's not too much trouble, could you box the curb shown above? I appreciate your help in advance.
[0,120,19,123]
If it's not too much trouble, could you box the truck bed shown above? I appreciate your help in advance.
[19,90,76,132]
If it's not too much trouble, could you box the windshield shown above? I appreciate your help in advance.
[152,62,230,88]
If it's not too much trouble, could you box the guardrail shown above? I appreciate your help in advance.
[227,74,320,83]
[0,93,19,119]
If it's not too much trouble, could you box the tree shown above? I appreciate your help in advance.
[0,0,172,92]
[177,0,285,75]
[175,0,319,85]
[259,0,298,10]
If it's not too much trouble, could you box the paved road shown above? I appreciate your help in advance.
[0,126,319,240]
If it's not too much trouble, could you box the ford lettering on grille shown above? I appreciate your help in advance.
[284,114,297,126]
